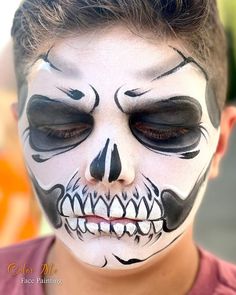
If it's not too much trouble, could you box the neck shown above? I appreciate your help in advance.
[45,228,199,295]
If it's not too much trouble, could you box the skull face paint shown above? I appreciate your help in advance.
[18,27,220,269]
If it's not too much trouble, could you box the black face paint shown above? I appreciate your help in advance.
[64,223,74,238]
[161,163,210,232]
[125,88,151,97]
[129,96,203,154]
[114,86,125,113]
[89,85,100,112]
[30,173,64,229]
[108,144,122,183]
[18,82,28,119]
[57,85,100,113]
[205,83,221,128]
[153,47,208,82]
[151,47,220,130]
[58,87,85,100]
[90,139,110,181]
[39,47,62,72]
[90,140,122,183]
[26,95,94,154]
[101,257,108,268]
[180,150,200,159]
[112,233,182,266]
[32,145,77,163]
[31,159,209,253]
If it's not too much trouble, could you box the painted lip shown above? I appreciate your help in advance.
[84,214,140,225]
[64,214,164,236]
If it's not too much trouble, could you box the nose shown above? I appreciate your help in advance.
[85,138,135,186]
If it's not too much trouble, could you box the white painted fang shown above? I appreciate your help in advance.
[86,222,99,234]
[153,220,163,234]
[136,198,148,219]
[109,196,124,218]
[67,217,77,231]
[125,200,136,219]
[73,197,83,216]
[148,200,162,220]
[61,196,73,216]
[137,221,151,235]
[113,223,125,237]
[100,222,110,232]
[126,223,137,236]
[78,218,86,233]
[94,198,108,218]
[84,196,93,215]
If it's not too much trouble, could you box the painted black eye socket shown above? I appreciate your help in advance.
[27,95,94,152]
[29,116,94,152]
[129,113,202,153]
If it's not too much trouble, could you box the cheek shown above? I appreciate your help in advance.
[19,127,87,186]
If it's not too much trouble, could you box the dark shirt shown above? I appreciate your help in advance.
[0,236,236,294]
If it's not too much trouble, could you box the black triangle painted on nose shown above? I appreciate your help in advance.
[108,144,122,183]
[90,139,122,183]
[90,139,110,181]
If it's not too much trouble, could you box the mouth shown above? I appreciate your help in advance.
[85,214,138,224]
[64,214,163,237]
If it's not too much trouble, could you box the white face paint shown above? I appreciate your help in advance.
[18,27,220,269]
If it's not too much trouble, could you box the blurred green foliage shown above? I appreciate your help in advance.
[218,0,236,102]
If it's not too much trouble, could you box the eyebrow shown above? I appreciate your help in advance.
[34,47,80,77]
[37,47,62,72]
[152,47,208,81]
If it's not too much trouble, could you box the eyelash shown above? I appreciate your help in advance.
[133,122,191,140]
[129,114,207,153]
[39,124,91,139]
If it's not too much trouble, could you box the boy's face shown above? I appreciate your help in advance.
[18,27,220,269]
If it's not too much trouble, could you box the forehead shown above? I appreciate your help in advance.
[29,26,205,89]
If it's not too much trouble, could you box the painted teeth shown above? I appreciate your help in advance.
[61,192,162,223]
[152,220,163,234]
[126,223,137,236]
[86,222,99,234]
[60,193,163,237]
[112,223,125,237]
[100,222,110,232]
[83,195,93,215]
[109,196,124,218]
[65,217,163,238]
[94,197,108,217]
[73,197,83,216]
[67,217,77,231]
[78,218,86,233]
[61,195,73,216]
[125,200,137,219]
[148,200,162,220]
[137,221,151,235]
[136,198,148,219]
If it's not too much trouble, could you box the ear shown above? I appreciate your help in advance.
[209,106,236,178]
[11,102,18,121]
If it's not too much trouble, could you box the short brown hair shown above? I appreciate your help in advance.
[11,0,227,111]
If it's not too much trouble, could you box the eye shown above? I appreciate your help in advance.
[133,122,190,141]
[129,113,202,153]
[39,123,92,140]
[29,116,94,152]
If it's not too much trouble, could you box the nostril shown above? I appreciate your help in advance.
[87,178,99,185]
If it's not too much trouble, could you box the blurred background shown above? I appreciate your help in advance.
[0,1,235,261]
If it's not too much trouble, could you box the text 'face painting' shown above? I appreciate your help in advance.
[18,27,220,269]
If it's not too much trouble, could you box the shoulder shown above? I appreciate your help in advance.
[0,236,55,295]
[190,248,236,295]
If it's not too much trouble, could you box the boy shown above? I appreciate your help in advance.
[1,0,236,294]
